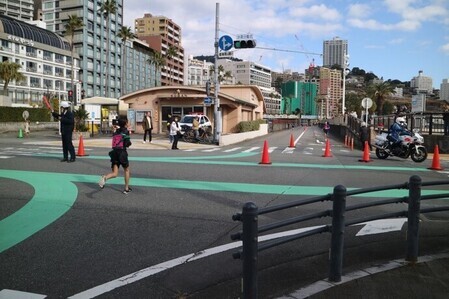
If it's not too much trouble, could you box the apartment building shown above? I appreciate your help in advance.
[184,55,212,86]
[135,13,184,86]
[122,38,158,95]
[323,36,348,68]
[319,67,342,118]
[0,14,77,104]
[218,59,279,115]
[0,0,34,21]
[41,0,124,99]
[440,79,449,101]
[411,70,433,94]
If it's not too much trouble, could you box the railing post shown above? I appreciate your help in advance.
[406,175,422,263]
[329,185,347,282]
[242,202,258,299]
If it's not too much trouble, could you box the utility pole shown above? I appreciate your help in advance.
[213,2,221,145]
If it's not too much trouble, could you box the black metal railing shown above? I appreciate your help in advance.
[231,175,449,299]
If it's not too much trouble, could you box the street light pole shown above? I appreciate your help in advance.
[213,2,221,145]
[342,52,350,116]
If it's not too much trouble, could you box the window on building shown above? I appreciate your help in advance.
[30,77,41,88]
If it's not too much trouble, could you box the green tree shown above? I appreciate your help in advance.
[148,51,166,87]
[0,61,26,95]
[64,15,84,97]
[165,45,178,85]
[100,0,117,96]
[210,65,232,84]
[117,26,136,95]
[367,82,396,115]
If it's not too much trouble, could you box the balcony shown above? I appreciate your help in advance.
[26,52,37,57]
[26,67,37,72]
[43,56,52,61]
[30,83,41,88]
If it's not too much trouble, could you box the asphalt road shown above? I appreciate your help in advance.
[1,126,449,299]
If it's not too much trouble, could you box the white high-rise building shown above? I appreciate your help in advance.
[410,70,433,94]
[218,59,281,114]
[184,55,212,86]
[441,79,449,101]
[323,37,348,68]
[0,0,33,21]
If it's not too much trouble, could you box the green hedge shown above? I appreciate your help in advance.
[236,119,266,133]
[0,107,52,122]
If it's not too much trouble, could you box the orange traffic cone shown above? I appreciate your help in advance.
[76,134,89,157]
[259,140,272,165]
[358,141,372,162]
[428,145,443,170]
[289,134,295,148]
[322,139,332,157]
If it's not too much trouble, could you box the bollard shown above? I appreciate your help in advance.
[406,175,422,263]
[329,185,347,282]
[242,202,259,299]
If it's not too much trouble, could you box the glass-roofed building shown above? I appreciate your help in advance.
[0,14,79,105]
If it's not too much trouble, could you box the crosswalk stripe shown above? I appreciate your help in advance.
[223,147,242,152]
[202,148,221,152]
[242,147,260,153]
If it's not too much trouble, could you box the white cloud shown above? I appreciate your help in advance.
[347,3,371,19]
[441,43,449,55]
[290,4,341,21]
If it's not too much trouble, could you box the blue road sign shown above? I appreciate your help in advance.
[204,97,213,105]
[219,35,233,51]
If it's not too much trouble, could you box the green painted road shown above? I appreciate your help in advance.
[0,158,445,254]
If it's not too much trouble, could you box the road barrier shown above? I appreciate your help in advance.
[231,175,449,299]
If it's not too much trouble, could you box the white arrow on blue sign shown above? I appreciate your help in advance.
[204,97,213,105]
[219,35,233,51]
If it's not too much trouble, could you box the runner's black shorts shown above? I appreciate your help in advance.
[108,149,129,168]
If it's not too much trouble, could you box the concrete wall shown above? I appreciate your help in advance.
[0,122,58,133]
[220,124,268,146]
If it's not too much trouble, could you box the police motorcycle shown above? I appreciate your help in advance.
[373,117,427,163]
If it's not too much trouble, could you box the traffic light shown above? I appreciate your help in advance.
[68,90,73,101]
[206,80,211,97]
[233,39,256,49]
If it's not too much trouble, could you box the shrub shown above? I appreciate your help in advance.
[236,119,266,133]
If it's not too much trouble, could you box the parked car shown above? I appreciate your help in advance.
[179,114,212,133]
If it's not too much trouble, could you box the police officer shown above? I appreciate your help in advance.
[52,101,76,162]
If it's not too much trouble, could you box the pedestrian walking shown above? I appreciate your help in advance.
[170,116,181,150]
[359,122,372,151]
[51,101,76,162]
[323,121,330,137]
[142,111,153,143]
[98,118,133,194]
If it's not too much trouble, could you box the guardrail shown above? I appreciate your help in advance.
[231,175,449,298]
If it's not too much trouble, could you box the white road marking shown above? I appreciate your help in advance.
[282,147,295,154]
[268,147,277,153]
[0,156,13,159]
[223,147,242,152]
[68,226,324,299]
[242,147,260,153]
[202,148,221,152]
[0,289,46,299]
[353,218,407,236]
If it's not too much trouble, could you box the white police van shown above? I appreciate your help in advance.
[179,114,212,133]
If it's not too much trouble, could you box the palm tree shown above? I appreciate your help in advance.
[117,26,136,96]
[209,65,232,84]
[165,45,178,85]
[148,51,166,87]
[0,61,26,95]
[64,15,84,99]
[100,0,117,97]
[367,82,395,115]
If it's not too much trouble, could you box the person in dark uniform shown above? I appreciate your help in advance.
[52,101,76,162]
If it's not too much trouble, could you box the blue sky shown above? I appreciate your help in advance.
[124,0,449,89]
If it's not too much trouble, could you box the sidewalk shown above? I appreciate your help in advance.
[282,253,449,299]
